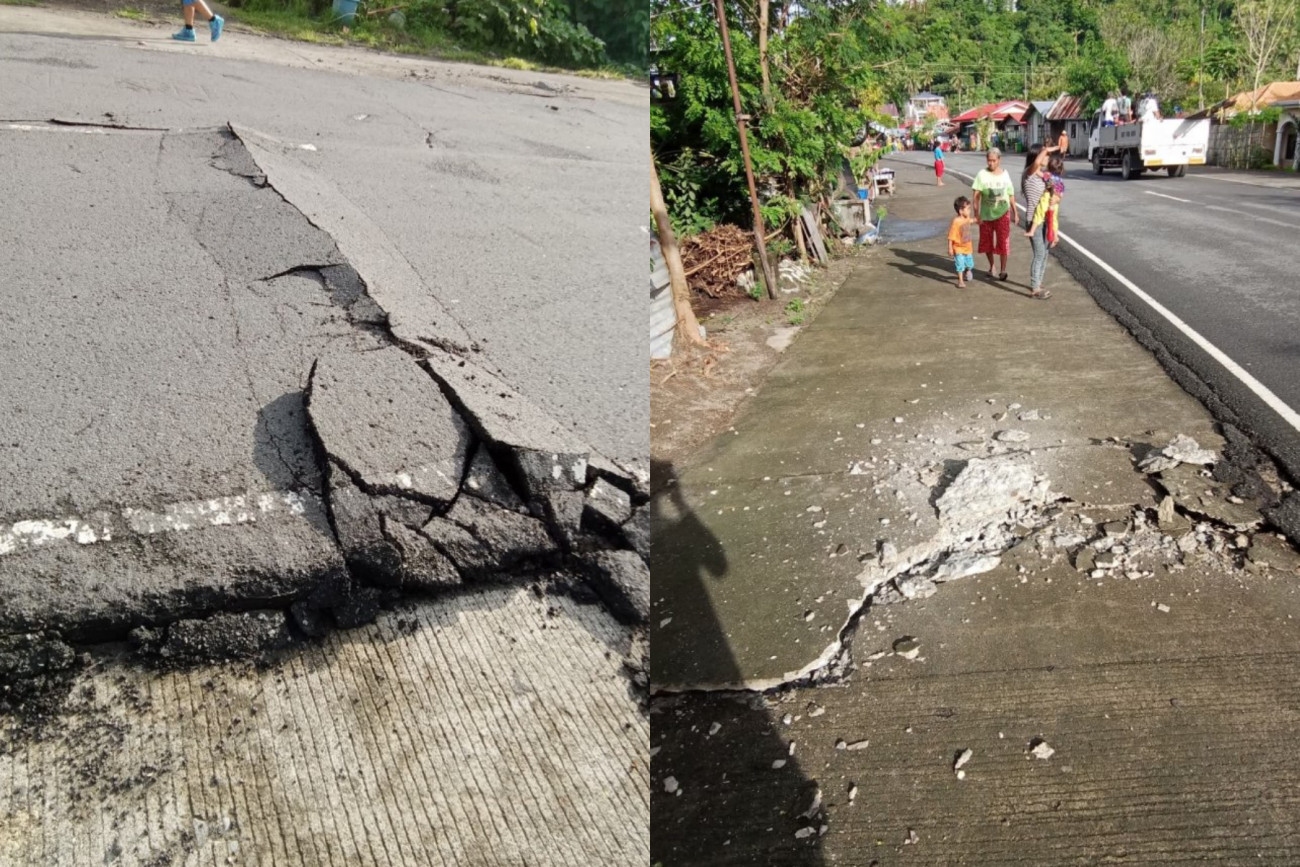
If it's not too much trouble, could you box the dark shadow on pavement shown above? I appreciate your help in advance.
[650,458,826,867]
[254,390,322,494]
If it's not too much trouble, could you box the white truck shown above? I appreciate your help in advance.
[1087,111,1211,179]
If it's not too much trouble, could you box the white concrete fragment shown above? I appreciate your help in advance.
[995,429,1030,443]
[664,776,679,793]
[933,553,1001,582]
[954,748,973,771]
[1030,741,1055,760]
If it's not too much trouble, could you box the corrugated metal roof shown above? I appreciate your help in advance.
[1045,94,1087,120]
[950,101,1028,123]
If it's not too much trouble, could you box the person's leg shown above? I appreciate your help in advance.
[174,0,197,39]
[978,221,995,275]
[996,211,1010,279]
[1028,223,1049,296]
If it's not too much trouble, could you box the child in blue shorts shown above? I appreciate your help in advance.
[948,196,976,288]
[173,0,223,42]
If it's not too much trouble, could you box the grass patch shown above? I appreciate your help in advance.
[114,6,150,19]
[0,0,45,7]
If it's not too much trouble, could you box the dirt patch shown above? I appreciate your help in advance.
[650,249,870,489]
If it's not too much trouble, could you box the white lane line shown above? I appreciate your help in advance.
[1,489,323,557]
[1189,173,1300,191]
[1057,230,1300,435]
[1203,204,1300,232]
[1144,190,1196,203]
[889,159,1300,435]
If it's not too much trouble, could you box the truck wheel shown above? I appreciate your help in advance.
[1167,166,1179,177]
[1093,151,1104,175]
[1174,164,1187,177]
[1122,150,1139,180]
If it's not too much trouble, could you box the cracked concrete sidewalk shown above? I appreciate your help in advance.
[651,160,1300,864]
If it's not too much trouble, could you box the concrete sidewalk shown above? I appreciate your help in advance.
[650,160,1300,864]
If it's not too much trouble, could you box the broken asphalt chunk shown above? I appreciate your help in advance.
[422,496,556,578]
[583,478,634,534]
[422,349,588,500]
[578,549,649,624]
[308,346,473,506]
[462,444,526,512]
[160,610,292,664]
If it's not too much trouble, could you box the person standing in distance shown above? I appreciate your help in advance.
[933,140,946,187]
[1100,92,1119,127]
[173,0,223,42]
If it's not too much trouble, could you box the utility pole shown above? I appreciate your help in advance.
[713,0,778,300]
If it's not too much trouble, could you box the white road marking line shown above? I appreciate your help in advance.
[890,158,1300,435]
[1144,190,1195,203]
[124,490,315,535]
[1189,173,1300,191]
[1203,204,1300,232]
[0,517,112,557]
[1,489,322,556]
[1058,230,1300,435]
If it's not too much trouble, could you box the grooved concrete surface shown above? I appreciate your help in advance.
[1,589,648,866]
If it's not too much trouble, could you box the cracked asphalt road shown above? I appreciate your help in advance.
[0,20,647,635]
[0,15,646,465]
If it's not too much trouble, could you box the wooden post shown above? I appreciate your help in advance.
[651,153,706,349]
[714,0,779,300]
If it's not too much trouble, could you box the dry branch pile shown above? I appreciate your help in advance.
[679,225,754,298]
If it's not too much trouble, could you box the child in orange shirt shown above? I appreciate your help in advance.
[948,196,976,288]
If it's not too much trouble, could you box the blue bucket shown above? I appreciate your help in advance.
[332,0,358,23]
[857,188,868,200]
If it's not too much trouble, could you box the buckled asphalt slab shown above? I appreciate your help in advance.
[651,159,1300,864]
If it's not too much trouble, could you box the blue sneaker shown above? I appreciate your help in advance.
[172,27,196,41]
[209,14,223,41]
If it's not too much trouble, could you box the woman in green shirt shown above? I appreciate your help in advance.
[970,148,1016,281]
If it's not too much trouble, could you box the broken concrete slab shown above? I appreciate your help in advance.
[1155,463,1262,531]
[1246,533,1300,574]
[1137,434,1218,473]
[422,348,589,499]
[580,549,650,624]
[307,345,474,505]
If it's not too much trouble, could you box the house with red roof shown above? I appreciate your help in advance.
[949,101,1028,150]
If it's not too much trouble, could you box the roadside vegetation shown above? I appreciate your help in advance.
[224,0,646,73]
[653,0,1300,241]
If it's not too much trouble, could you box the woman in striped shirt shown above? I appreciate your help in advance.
[1020,143,1054,300]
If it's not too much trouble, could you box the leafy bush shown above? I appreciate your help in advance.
[406,0,605,66]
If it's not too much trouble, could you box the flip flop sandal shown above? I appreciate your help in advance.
[1036,290,1053,300]
[999,272,1009,281]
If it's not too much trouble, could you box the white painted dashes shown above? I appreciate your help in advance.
[0,490,320,556]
